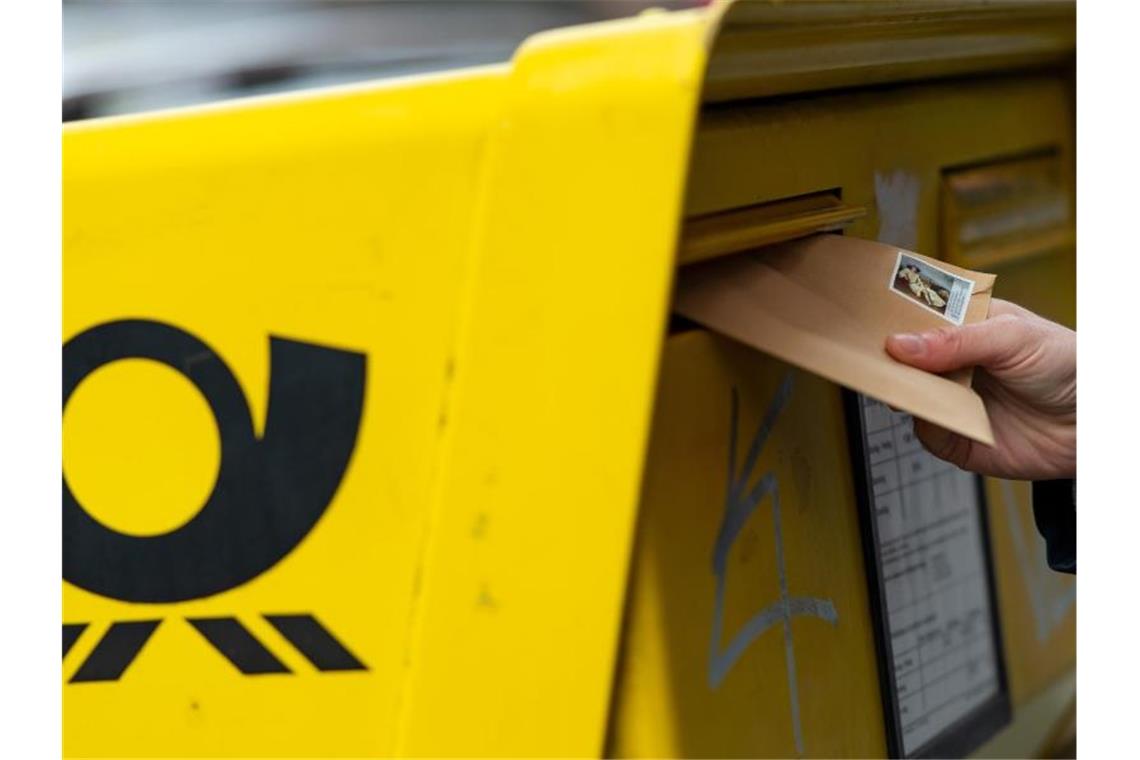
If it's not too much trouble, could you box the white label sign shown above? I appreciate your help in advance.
[860,395,1001,755]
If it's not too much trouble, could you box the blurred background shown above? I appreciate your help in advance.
[64,0,704,121]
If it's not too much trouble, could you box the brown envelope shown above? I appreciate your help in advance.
[673,233,997,445]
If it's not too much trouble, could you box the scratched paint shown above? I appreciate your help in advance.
[874,169,921,250]
[999,480,1076,643]
[707,372,838,756]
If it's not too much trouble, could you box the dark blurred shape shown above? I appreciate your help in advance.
[63,0,702,121]
[62,92,98,122]
[222,63,306,94]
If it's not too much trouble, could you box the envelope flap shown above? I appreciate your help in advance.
[674,234,996,445]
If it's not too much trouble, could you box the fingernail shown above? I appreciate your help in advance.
[890,333,925,356]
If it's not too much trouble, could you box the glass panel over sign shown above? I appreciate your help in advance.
[847,394,1010,758]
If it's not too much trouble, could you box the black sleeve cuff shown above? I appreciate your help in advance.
[1032,478,1076,574]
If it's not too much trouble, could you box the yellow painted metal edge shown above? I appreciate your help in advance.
[63,62,512,132]
[394,7,720,757]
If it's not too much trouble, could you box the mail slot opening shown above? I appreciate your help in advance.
[677,190,865,266]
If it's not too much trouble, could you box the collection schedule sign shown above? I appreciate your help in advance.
[849,395,1010,758]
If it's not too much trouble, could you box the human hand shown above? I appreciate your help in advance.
[885,299,1076,480]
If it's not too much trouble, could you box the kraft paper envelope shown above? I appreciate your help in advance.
[673,233,997,445]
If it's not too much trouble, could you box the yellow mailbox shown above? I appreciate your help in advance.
[63,1,1075,757]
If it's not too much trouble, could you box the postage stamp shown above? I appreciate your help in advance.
[888,252,975,325]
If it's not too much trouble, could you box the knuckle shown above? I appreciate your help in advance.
[988,313,1019,326]
[980,314,1019,336]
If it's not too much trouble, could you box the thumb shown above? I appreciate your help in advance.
[885,313,1031,374]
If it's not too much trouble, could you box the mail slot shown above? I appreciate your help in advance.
[63,1,1074,757]
[678,190,866,265]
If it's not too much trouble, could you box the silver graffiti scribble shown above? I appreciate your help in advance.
[1000,480,1076,643]
[708,372,838,756]
[874,169,921,250]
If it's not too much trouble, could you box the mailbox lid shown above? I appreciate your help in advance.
[63,6,717,758]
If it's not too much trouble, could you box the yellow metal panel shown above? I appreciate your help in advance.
[940,152,1074,272]
[394,11,713,756]
[63,67,507,757]
[978,163,1075,713]
[686,74,1073,246]
[983,480,1076,707]
[988,250,1076,329]
[610,332,886,758]
[613,55,1075,759]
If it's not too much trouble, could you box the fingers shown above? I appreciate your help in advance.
[885,308,1037,374]
[912,418,977,471]
[912,418,1011,478]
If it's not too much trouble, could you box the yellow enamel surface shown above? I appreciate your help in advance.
[65,65,509,757]
[984,479,1076,707]
[610,333,886,758]
[610,65,1074,760]
[395,11,710,756]
[63,359,221,537]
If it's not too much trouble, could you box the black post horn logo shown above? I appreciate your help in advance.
[63,319,366,603]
